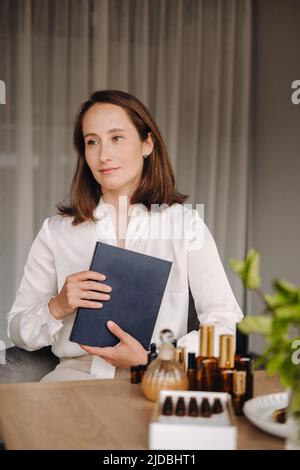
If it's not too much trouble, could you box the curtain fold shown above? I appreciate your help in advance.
[15,0,34,285]
[0,0,252,344]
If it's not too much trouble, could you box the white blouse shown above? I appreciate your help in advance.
[7,200,243,378]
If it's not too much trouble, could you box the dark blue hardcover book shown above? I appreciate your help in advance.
[69,242,172,349]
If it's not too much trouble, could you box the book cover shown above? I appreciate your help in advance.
[69,242,172,349]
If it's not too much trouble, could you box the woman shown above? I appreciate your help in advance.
[7,90,243,381]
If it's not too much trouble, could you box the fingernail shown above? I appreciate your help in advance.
[107,320,114,328]
[100,275,106,280]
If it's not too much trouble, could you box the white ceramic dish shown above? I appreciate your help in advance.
[244,392,289,438]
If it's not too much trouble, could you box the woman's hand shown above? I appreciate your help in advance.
[48,270,112,320]
[79,321,148,368]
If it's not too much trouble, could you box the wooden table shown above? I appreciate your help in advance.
[0,370,285,450]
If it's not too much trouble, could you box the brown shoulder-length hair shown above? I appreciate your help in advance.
[57,89,188,225]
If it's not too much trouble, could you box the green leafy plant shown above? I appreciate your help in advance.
[230,249,300,389]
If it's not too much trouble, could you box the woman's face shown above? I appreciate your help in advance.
[82,103,153,198]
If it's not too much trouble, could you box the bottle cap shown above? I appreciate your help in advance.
[218,335,234,368]
[159,328,174,344]
[200,325,214,357]
[187,352,196,369]
[233,370,246,395]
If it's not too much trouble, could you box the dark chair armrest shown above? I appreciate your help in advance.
[0,346,59,384]
[187,288,199,333]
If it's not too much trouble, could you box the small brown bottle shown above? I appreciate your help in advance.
[187,352,196,390]
[175,347,186,371]
[234,355,253,401]
[212,398,223,414]
[162,396,173,416]
[200,397,212,417]
[218,335,235,394]
[232,370,246,416]
[139,364,147,381]
[175,397,186,416]
[147,343,158,365]
[195,325,218,391]
[130,365,141,384]
[188,397,199,417]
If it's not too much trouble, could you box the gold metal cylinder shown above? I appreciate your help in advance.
[199,325,214,357]
[218,335,234,369]
[233,370,246,396]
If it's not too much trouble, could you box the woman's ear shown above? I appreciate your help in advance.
[143,132,154,156]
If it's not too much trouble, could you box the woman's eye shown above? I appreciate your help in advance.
[86,139,98,147]
[112,135,123,143]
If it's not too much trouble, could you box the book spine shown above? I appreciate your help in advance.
[69,242,100,342]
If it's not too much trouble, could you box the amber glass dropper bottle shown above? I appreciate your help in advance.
[234,332,253,400]
[195,325,218,391]
[187,352,196,390]
[218,335,235,394]
[175,346,186,372]
[147,343,158,365]
[232,370,247,416]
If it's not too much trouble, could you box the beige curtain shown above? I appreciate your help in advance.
[0,0,252,345]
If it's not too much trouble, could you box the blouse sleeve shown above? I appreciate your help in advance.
[7,218,63,351]
[178,208,243,356]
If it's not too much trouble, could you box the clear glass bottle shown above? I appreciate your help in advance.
[141,329,189,401]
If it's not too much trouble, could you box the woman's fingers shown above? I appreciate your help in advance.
[78,280,112,293]
[51,271,110,319]
[77,300,103,309]
[79,344,101,354]
[79,343,114,359]
[106,320,129,342]
[79,322,147,367]
[79,289,111,302]
[71,270,106,282]
[79,323,129,357]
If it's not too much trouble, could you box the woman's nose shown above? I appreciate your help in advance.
[98,143,112,162]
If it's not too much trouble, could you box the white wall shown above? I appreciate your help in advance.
[250,0,300,353]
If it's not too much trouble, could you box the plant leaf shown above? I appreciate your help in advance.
[237,315,272,336]
[279,355,299,388]
[230,248,300,390]
[230,249,261,290]
[274,279,300,298]
[266,351,287,376]
[274,304,300,321]
[264,292,294,309]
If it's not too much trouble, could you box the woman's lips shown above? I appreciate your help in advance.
[100,167,120,174]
